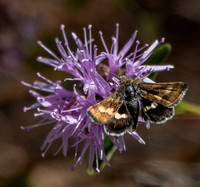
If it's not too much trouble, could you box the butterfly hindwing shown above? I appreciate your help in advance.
[104,100,139,136]
[139,82,188,107]
[140,97,175,124]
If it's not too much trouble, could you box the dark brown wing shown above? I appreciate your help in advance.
[139,82,188,107]
[87,91,123,124]
[140,97,175,124]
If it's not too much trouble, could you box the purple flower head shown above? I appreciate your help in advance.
[22,24,174,173]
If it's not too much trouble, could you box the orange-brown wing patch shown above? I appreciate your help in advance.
[87,91,123,124]
[140,82,188,107]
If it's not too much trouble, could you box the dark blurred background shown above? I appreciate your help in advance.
[0,0,200,186]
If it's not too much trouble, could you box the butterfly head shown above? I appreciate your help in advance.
[118,76,140,100]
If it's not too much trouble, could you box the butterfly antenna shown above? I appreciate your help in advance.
[97,69,120,80]
[134,73,151,83]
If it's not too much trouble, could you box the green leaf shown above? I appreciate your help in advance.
[146,43,172,65]
[146,43,172,80]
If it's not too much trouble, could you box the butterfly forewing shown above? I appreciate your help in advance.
[87,91,123,124]
[139,82,188,107]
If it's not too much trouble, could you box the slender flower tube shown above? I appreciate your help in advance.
[22,24,174,172]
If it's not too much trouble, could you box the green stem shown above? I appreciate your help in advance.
[175,100,200,115]
[87,135,117,175]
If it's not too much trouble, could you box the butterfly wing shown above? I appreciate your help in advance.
[139,82,188,107]
[139,82,187,124]
[87,91,123,125]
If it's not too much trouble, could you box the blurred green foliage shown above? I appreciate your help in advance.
[0,173,30,187]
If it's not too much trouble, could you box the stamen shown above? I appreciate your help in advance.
[37,40,61,62]
[99,31,109,53]
[88,25,92,60]
[93,44,97,60]
[132,40,140,62]
[60,24,68,45]
[83,27,89,55]
[114,23,119,55]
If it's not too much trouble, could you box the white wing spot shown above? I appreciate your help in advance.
[115,113,128,119]
[151,102,158,109]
